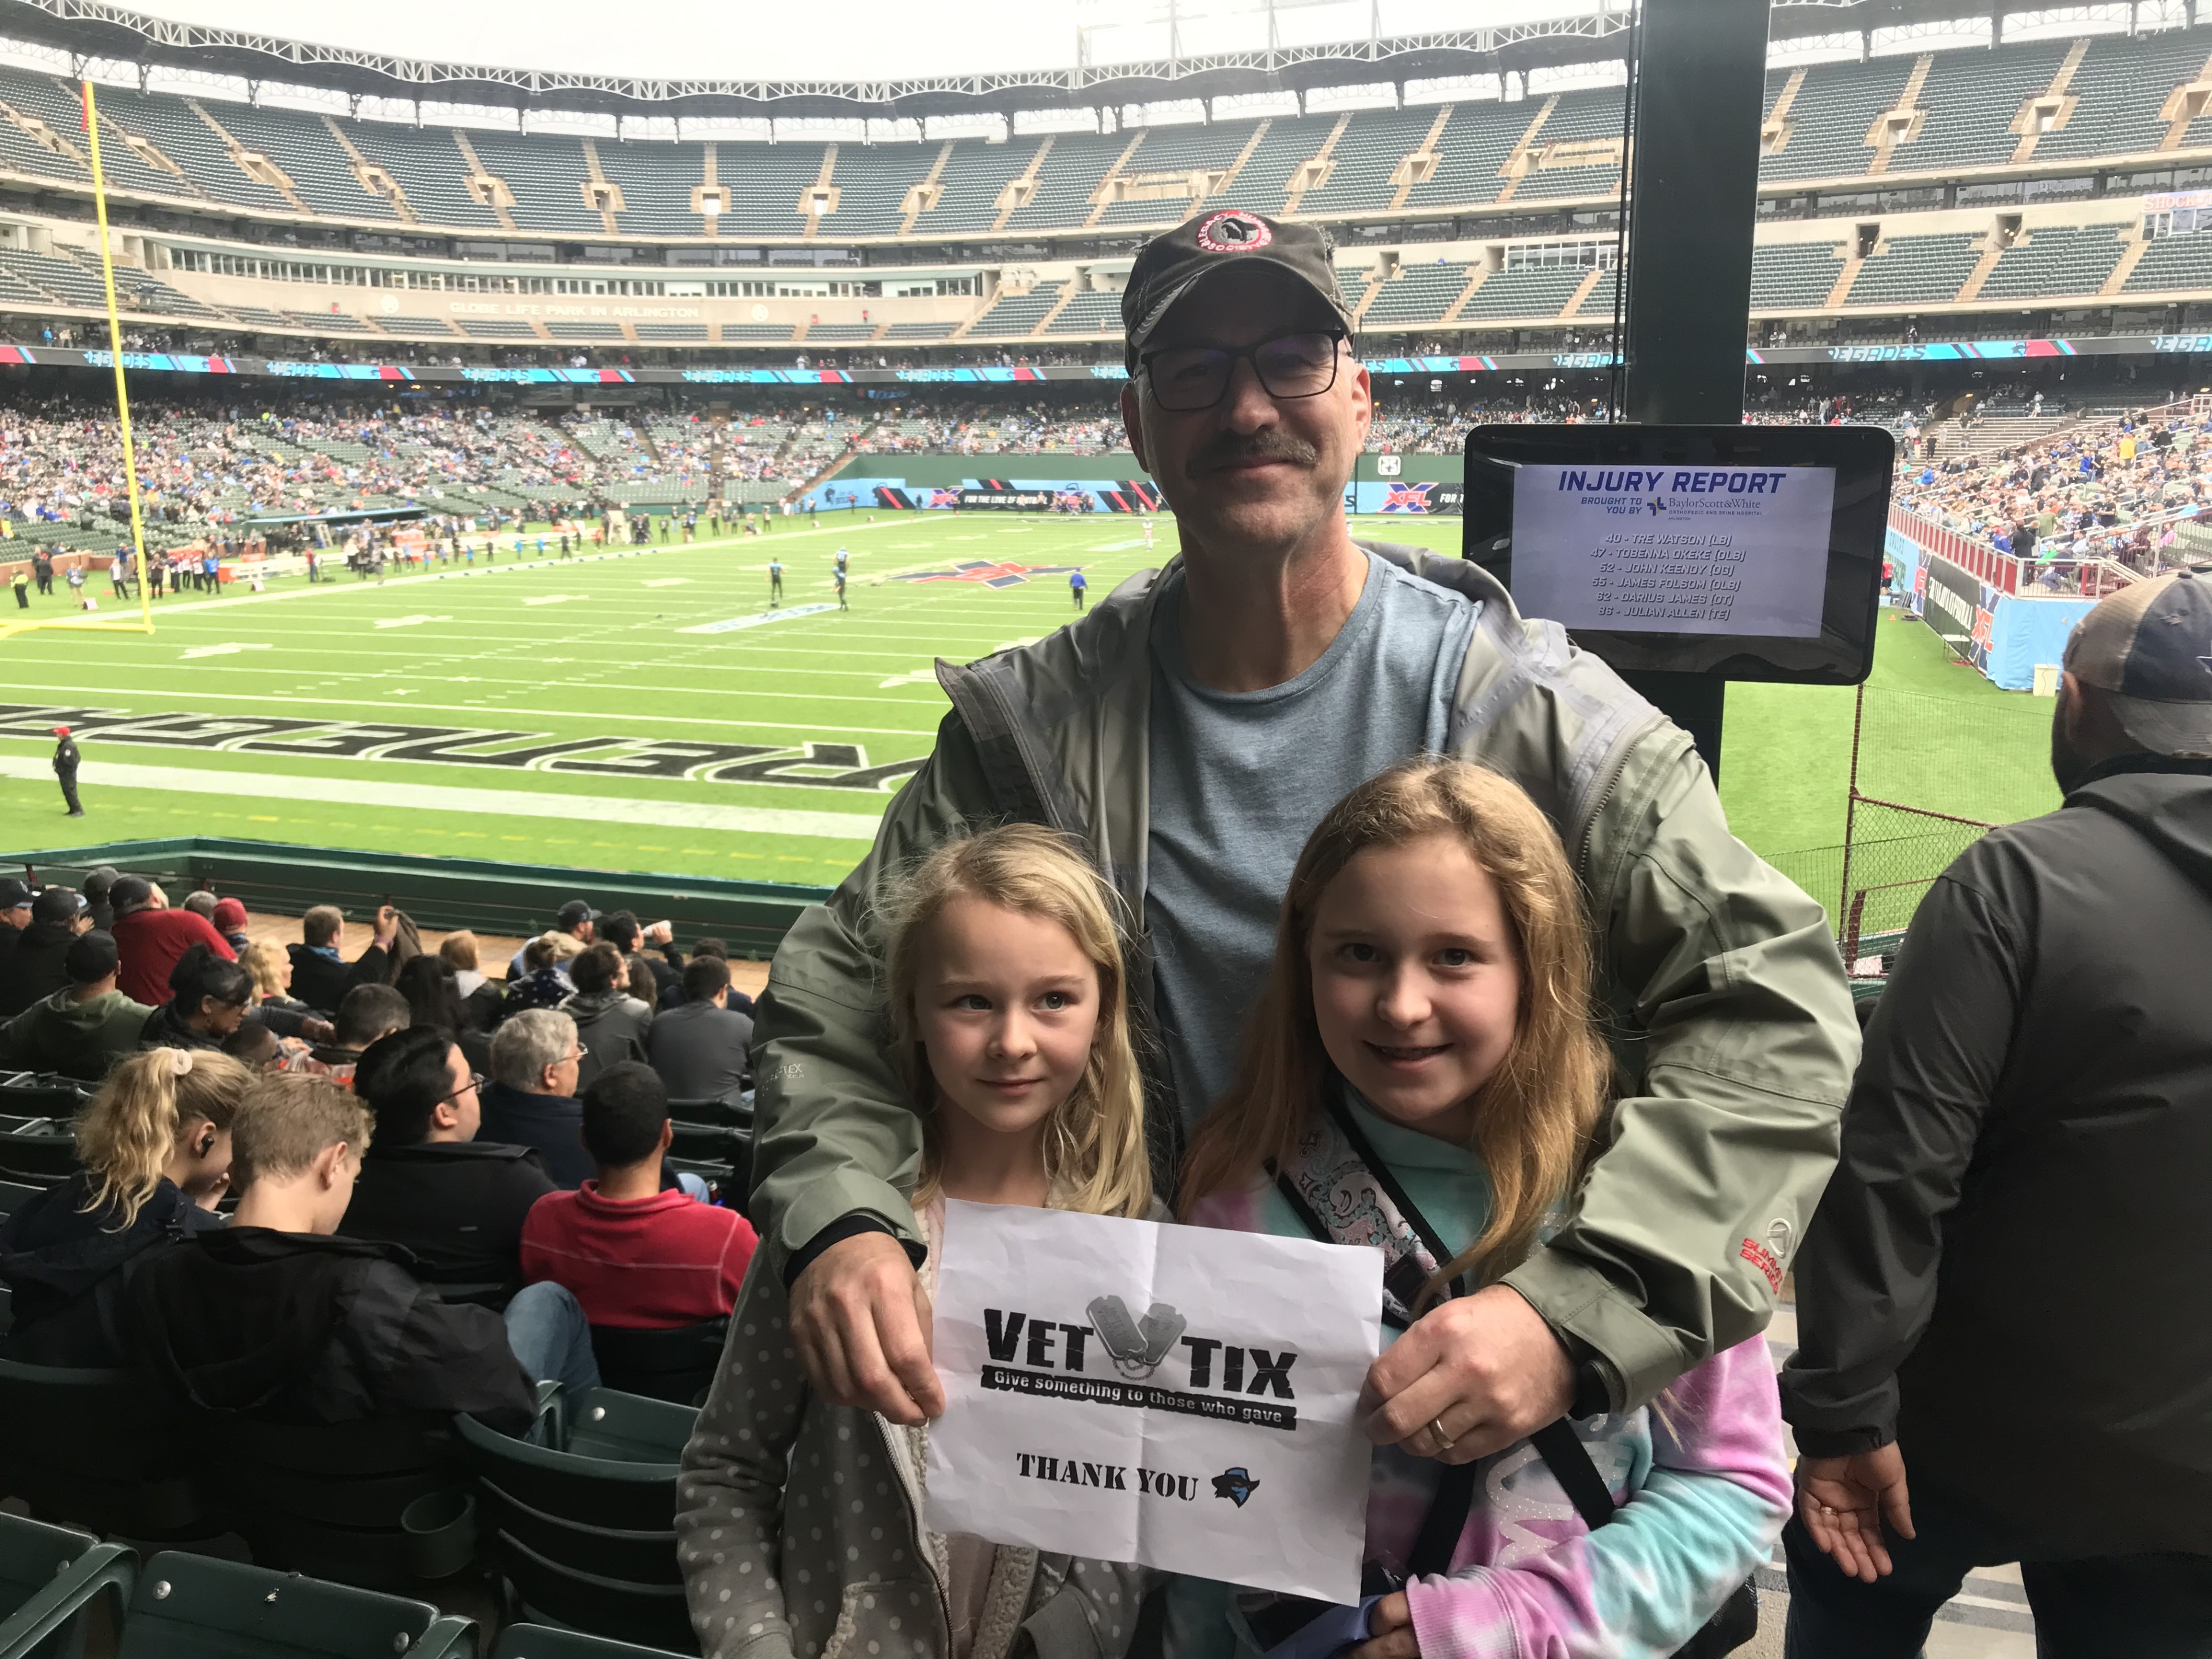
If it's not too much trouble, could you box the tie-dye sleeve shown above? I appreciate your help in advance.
[1403,1338,1790,1659]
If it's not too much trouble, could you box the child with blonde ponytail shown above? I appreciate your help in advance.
[1175,760,1790,1659]
[677,824,1156,1659]
[0,1047,248,1365]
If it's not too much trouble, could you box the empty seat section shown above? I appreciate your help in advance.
[1574,268,1620,317]
[1044,290,1121,335]
[218,104,394,221]
[918,136,1047,236]
[804,323,876,342]
[722,142,830,237]
[1458,266,1586,323]
[720,323,794,342]
[376,315,459,336]
[465,132,601,235]
[547,321,627,340]
[1751,242,1847,310]
[1975,224,2127,301]
[634,323,706,341]
[1008,131,1133,232]
[1905,39,2073,175]
[822,143,940,237]
[2122,228,2212,293]
[1512,88,1626,203]
[967,281,1065,336]
[285,310,373,332]
[1844,232,1981,306]
[2036,31,2212,163]
[882,320,957,340]
[1361,263,1471,331]
[1298,106,1440,216]
[343,123,501,230]
[101,89,291,211]
[459,319,540,339]
[593,142,699,236]
[0,250,107,309]
[1096,120,1263,229]
[0,71,171,197]
[1406,101,1526,212]
[1760,56,1916,184]
[1220,114,1331,218]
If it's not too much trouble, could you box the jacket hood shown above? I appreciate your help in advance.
[33,987,146,1032]
[563,990,641,1017]
[2068,760,2212,896]
[129,1228,407,1412]
[14,922,74,951]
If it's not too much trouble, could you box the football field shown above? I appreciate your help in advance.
[0,510,2056,891]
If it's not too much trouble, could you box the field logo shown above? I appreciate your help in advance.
[891,559,1075,589]
[1196,210,1273,253]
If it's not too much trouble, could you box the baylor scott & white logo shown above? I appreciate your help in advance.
[1196,210,1272,253]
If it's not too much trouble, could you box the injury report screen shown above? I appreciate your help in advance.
[1509,463,1835,637]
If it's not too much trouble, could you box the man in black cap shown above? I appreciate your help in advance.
[746,206,1856,1495]
[51,726,81,817]
[79,866,118,933]
[0,881,29,964]
[0,886,90,1018]
[0,930,149,1082]
[1782,569,2212,1651]
[506,899,597,982]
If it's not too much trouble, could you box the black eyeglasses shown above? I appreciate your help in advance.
[440,1072,485,1108]
[1141,329,1347,412]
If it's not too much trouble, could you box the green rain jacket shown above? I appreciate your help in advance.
[747,543,1859,1411]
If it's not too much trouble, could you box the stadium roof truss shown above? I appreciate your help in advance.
[0,0,2093,121]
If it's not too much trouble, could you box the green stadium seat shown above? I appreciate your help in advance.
[115,1552,474,1659]
[0,1363,214,1541]
[0,1078,89,1120]
[0,1125,78,1189]
[494,1623,695,1659]
[456,1388,694,1651]
[662,1098,748,1128]
[586,1320,726,1406]
[185,1410,467,1593]
[0,1512,134,1659]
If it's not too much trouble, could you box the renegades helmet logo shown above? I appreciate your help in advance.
[1195,210,1273,253]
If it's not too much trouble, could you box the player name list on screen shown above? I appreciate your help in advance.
[1509,464,1835,638]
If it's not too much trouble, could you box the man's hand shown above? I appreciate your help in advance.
[1361,1284,1574,1464]
[298,1018,334,1045]
[1797,1444,1914,1584]
[1348,1593,1415,1659]
[788,1230,944,1425]
[645,920,675,948]
[371,904,398,946]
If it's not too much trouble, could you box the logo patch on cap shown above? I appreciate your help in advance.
[1195,210,1273,254]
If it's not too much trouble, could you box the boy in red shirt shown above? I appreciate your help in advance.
[519,1062,756,1328]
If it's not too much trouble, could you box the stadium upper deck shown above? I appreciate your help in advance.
[5,19,2212,355]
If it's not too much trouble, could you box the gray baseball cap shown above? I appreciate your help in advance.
[2064,567,2212,756]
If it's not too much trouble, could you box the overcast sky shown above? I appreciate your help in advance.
[124,0,1604,84]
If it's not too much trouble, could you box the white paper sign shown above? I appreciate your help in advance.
[925,1200,1383,1604]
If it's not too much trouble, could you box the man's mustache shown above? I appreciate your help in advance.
[1190,430,1319,473]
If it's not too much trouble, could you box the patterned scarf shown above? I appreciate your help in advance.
[1272,1093,1456,1330]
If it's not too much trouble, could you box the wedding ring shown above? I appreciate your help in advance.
[1430,1416,1455,1453]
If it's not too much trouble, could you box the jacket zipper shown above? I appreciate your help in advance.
[875,1414,957,1653]
[1572,711,1670,894]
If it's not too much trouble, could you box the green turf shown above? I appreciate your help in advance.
[0,510,2058,891]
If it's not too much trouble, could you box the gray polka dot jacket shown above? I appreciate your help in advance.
[677,1251,1155,1659]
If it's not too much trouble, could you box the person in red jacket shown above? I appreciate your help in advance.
[520,1062,755,1329]
[108,876,234,1007]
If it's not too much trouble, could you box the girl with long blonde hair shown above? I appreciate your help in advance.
[678,824,1154,1659]
[0,1047,249,1366]
[1175,760,1790,1659]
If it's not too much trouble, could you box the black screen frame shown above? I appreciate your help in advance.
[1460,423,1895,684]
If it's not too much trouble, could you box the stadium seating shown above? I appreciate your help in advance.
[495,1624,695,1659]
[1845,232,1984,307]
[967,279,1067,337]
[116,1552,474,1659]
[1363,261,1474,329]
[0,1513,134,1656]
[1976,224,2128,301]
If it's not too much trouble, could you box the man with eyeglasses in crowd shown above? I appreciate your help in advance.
[748,210,1857,1495]
[343,1025,556,1302]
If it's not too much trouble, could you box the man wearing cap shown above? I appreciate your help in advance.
[0,930,149,1082]
[1780,571,2212,1648]
[0,881,31,965]
[506,900,597,983]
[51,727,81,817]
[108,876,234,1008]
[0,887,91,1018]
[751,210,1855,1469]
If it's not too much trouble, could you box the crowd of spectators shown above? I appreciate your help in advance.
[1891,402,2212,574]
[0,876,762,1411]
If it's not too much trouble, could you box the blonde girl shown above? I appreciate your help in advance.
[677,824,1153,1659]
[1176,760,1790,1659]
[0,1047,249,1366]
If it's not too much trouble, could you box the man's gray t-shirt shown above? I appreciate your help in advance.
[1144,551,1479,1125]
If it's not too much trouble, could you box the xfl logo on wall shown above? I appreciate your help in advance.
[0,705,922,792]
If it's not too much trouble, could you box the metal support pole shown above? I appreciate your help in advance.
[1618,0,1771,784]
